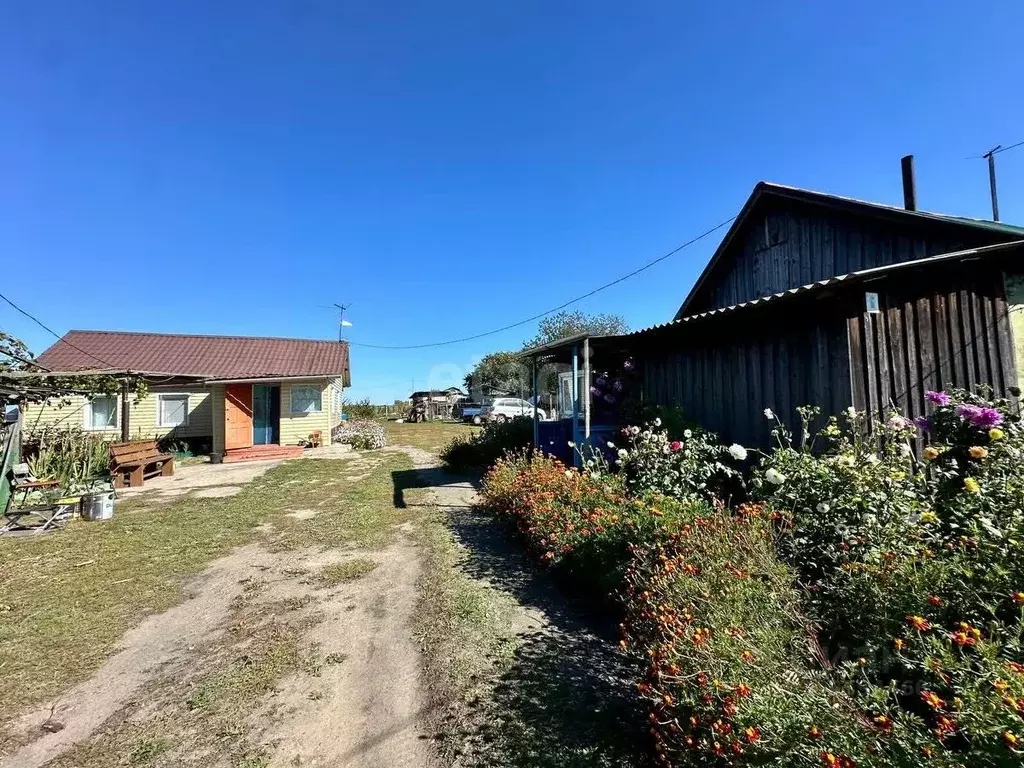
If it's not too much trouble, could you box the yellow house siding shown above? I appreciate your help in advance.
[280,379,332,445]
[21,385,213,441]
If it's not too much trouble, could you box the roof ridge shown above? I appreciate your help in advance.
[65,329,346,345]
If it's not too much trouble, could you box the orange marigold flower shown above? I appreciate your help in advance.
[741,650,755,663]
[927,595,943,607]
[735,683,752,697]
[893,638,906,652]
[1007,661,1024,675]
[994,679,1010,693]
[1013,592,1024,605]
[820,752,839,767]
[907,615,931,631]
[744,726,761,743]
[808,725,823,739]
[873,715,892,732]
[921,690,945,710]
[952,630,975,647]
[1003,731,1021,751]
[969,445,988,459]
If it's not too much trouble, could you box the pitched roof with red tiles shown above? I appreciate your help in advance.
[36,330,350,384]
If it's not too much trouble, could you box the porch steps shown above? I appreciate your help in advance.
[223,445,305,463]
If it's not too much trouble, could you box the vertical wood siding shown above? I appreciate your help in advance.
[692,203,1001,312]
[640,310,852,449]
[848,268,1019,433]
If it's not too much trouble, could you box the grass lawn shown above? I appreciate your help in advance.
[0,452,414,723]
[386,420,478,454]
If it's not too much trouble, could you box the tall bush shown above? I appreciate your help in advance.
[441,416,532,472]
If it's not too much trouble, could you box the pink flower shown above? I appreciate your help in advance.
[670,440,682,452]
[926,390,951,406]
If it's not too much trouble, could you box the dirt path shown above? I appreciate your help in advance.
[2,447,437,768]
[3,440,640,768]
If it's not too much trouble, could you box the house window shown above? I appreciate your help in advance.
[85,395,119,430]
[290,386,322,413]
[158,394,190,427]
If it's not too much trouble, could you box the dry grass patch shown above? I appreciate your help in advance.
[316,557,378,585]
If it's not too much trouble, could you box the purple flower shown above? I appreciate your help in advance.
[976,407,1004,429]
[913,416,931,432]
[955,404,1005,429]
[590,386,602,397]
[926,390,951,406]
[603,393,616,404]
[595,376,607,387]
[622,358,635,372]
[612,379,624,392]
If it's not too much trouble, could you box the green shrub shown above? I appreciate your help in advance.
[755,394,1024,765]
[614,420,745,505]
[440,416,533,472]
[343,398,378,420]
[22,425,110,492]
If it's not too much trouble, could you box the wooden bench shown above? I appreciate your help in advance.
[109,440,175,489]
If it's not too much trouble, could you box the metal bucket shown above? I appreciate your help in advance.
[80,491,115,522]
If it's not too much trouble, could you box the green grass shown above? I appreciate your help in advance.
[0,452,413,720]
[315,557,378,585]
[386,420,478,453]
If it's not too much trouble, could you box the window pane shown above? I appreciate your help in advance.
[90,396,117,429]
[290,386,322,413]
[160,395,188,427]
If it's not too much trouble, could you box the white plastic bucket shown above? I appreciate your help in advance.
[80,491,115,522]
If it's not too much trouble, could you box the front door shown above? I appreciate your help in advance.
[224,384,254,450]
[252,384,280,445]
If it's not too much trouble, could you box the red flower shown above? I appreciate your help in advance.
[744,726,761,743]
[921,690,945,710]
[927,595,943,607]
[670,440,682,452]
[907,615,931,631]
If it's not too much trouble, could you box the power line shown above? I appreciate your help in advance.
[0,290,122,371]
[349,215,737,350]
[993,140,1024,156]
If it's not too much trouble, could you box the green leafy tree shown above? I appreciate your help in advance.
[464,351,528,398]
[521,310,628,350]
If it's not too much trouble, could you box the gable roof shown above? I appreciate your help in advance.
[36,330,350,383]
[674,182,1024,320]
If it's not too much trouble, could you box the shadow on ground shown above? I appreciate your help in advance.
[392,467,649,768]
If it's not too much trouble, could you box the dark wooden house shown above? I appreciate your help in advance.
[525,178,1024,457]
[633,182,1024,447]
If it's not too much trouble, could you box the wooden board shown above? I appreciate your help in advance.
[225,384,254,451]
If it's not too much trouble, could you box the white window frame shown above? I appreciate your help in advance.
[84,395,121,431]
[290,385,323,414]
[157,393,191,428]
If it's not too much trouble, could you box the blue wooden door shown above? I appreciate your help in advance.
[252,385,280,445]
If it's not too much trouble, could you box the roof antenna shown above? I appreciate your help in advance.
[332,303,353,342]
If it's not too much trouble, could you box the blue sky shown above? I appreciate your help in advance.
[2,1,1023,403]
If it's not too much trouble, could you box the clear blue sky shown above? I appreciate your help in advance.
[2,1,1023,403]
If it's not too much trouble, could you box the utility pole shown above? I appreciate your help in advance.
[982,146,1001,221]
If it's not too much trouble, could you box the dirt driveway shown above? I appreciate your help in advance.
[2,424,639,768]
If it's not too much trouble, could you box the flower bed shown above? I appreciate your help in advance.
[481,389,1024,766]
[331,419,387,450]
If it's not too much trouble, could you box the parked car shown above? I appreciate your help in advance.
[454,401,485,425]
[481,398,547,423]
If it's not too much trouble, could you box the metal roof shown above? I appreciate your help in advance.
[674,182,1024,320]
[634,240,1024,337]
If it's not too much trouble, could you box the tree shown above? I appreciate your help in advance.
[464,351,529,399]
[521,310,628,350]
